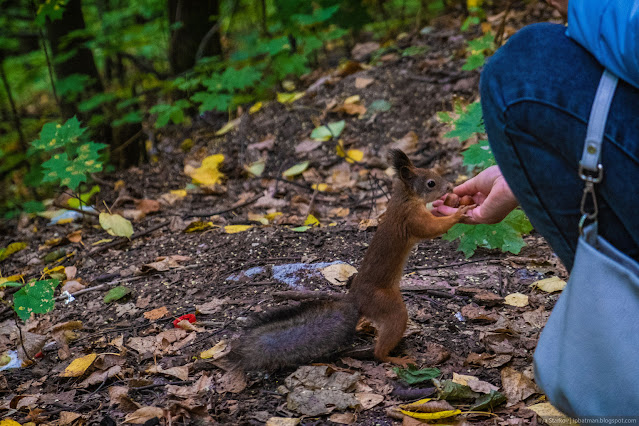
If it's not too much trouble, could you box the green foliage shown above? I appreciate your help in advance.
[462,140,495,171]
[438,101,484,143]
[104,285,132,303]
[393,365,441,385]
[463,32,495,71]
[12,279,60,321]
[149,100,190,128]
[35,0,69,26]
[443,210,533,258]
[31,117,107,191]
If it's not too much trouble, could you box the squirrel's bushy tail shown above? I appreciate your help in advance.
[231,299,359,371]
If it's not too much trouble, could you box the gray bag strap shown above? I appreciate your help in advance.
[579,70,618,238]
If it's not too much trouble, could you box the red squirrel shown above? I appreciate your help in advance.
[231,149,472,370]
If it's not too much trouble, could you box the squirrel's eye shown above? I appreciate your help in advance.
[427,179,436,188]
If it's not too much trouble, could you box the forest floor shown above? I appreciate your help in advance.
[0,3,570,425]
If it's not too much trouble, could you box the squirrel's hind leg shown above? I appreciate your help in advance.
[373,306,411,365]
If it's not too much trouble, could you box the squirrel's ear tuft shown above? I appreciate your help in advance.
[390,149,415,182]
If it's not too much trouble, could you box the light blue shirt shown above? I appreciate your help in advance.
[567,0,639,89]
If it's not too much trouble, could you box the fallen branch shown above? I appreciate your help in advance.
[186,193,262,218]
[88,220,169,256]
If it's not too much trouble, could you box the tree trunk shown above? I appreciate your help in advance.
[168,0,222,74]
[45,0,103,118]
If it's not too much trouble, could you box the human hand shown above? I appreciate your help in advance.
[432,165,519,225]
[545,0,568,18]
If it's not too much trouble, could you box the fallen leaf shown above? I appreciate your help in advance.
[215,118,240,136]
[310,121,345,141]
[321,263,357,286]
[224,225,253,234]
[196,297,227,314]
[500,367,538,406]
[108,386,129,406]
[79,364,121,388]
[504,292,529,307]
[124,406,164,424]
[532,276,566,293]
[67,230,82,243]
[355,392,383,410]
[528,402,575,424]
[61,280,85,294]
[248,135,275,151]
[304,214,320,227]
[146,364,189,381]
[399,398,461,420]
[295,139,321,154]
[249,101,263,114]
[277,92,305,104]
[245,160,265,177]
[200,340,228,360]
[282,161,310,178]
[184,221,217,233]
[186,154,225,186]
[104,286,131,303]
[355,77,374,89]
[60,353,98,378]
[144,306,169,320]
[328,413,356,424]
[59,411,82,425]
[99,213,134,238]
[134,199,161,215]
[266,418,300,426]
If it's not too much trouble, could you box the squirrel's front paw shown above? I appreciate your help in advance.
[454,204,476,219]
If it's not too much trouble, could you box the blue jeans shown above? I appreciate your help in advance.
[480,23,639,270]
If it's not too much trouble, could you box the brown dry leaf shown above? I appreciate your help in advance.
[465,352,512,368]
[196,298,228,314]
[321,263,357,286]
[351,42,380,61]
[124,406,164,424]
[355,77,374,89]
[500,367,538,406]
[248,135,276,151]
[335,60,364,77]
[58,411,82,425]
[66,230,82,244]
[135,199,161,215]
[266,418,301,426]
[217,368,247,393]
[294,139,322,154]
[127,335,158,355]
[61,280,85,294]
[532,276,566,293]
[355,392,383,410]
[79,365,121,388]
[142,255,191,272]
[504,293,529,307]
[146,364,189,381]
[528,402,576,424]
[64,266,77,280]
[389,131,419,155]
[422,342,450,366]
[461,304,499,323]
[144,306,169,320]
[358,218,379,231]
[522,306,549,329]
[109,335,125,351]
[473,291,504,306]
[166,374,213,398]
[108,386,130,407]
[328,413,356,424]
[200,340,229,360]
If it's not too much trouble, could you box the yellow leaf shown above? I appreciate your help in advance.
[200,340,228,360]
[504,292,529,307]
[188,154,225,186]
[249,101,263,114]
[248,213,269,225]
[344,95,360,104]
[467,0,482,7]
[345,149,363,163]
[265,212,282,221]
[99,213,134,238]
[311,183,328,192]
[0,420,22,426]
[170,189,187,197]
[532,277,566,293]
[528,403,575,424]
[60,353,98,377]
[215,118,240,136]
[184,221,217,233]
[304,214,320,227]
[399,409,461,420]
[92,238,113,245]
[277,92,305,104]
[0,275,23,286]
[224,225,253,234]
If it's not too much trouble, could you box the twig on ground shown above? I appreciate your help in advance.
[88,220,169,256]
[186,193,262,218]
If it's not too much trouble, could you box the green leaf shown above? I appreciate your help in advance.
[13,279,59,321]
[78,92,117,112]
[462,52,486,71]
[437,380,479,401]
[191,92,232,114]
[113,110,143,127]
[99,213,134,238]
[68,185,100,208]
[470,390,507,411]
[443,210,533,258]
[150,101,190,127]
[35,0,68,26]
[367,99,392,114]
[104,286,131,303]
[393,365,440,385]
[41,142,106,191]
[462,140,495,170]
[402,46,429,57]
[310,120,345,141]
[443,102,484,142]
[220,66,262,91]
[56,74,94,101]
[282,161,310,178]
[30,116,86,153]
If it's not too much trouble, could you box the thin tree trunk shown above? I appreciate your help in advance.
[0,54,27,153]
